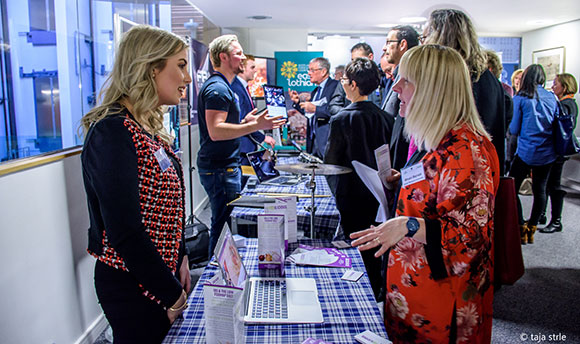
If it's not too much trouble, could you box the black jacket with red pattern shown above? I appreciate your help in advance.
[82,107,186,308]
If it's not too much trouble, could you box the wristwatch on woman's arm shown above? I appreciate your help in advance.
[405,217,420,237]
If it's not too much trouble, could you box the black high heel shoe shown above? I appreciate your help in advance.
[538,213,547,225]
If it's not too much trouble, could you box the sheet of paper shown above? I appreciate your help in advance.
[341,269,364,282]
[311,98,327,106]
[203,285,244,344]
[354,330,392,344]
[331,240,351,249]
[351,160,389,222]
[292,251,338,266]
[232,290,246,344]
[305,98,328,118]
[287,245,352,268]
[301,338,335,344]
[374,144,392,189]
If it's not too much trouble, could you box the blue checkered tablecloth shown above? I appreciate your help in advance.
[163,239,388,344]
[232,157,341,239]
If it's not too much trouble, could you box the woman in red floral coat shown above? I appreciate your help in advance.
[351,44,500,343]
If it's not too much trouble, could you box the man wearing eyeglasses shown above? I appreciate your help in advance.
[289,57,339,158]
[381,25,419,171]
[328,43,383,117]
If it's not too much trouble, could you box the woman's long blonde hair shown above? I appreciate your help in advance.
[80,25,187,144]
[400,44,490,151]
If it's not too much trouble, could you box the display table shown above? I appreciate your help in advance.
[163,239,388,344]
[231,157,341,240]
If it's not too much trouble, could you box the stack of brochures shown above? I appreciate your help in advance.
[287,245,352,268]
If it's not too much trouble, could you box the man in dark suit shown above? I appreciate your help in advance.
[230,54,276,168]
[289,57,339,158]
[381,25,419,171]
[379,52,396,101]
[329,43,382,116]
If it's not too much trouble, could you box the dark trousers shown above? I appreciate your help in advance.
[95,261,171,344]
[198,166,241,259]
[546,156,568,220]
[339,206,383,300]
[508,155,553,226]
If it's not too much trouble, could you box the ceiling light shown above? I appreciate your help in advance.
[400,16,427,23]
[247,15,272,20]
[377,23,398,28]
[527,19,553,25]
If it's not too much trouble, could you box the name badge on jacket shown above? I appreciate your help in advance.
[401,162,426,188]
[154,148,172,172]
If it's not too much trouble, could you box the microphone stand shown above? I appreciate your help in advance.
[305,165,317,238]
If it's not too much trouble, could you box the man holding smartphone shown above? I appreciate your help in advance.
[197,35,285,257]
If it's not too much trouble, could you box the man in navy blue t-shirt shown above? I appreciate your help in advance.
[197,35,285,257]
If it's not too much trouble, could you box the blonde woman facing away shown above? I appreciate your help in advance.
[80,25,192,342]
[351,45,500,343]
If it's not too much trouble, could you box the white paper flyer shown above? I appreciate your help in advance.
[351,160,390,222]
[203,284,245,344]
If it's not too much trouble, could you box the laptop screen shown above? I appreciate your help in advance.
[246,149,280,183]
[262,85,288,119]
[214,229,247,289]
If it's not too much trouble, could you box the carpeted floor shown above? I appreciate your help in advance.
[94,192,580,343]
[492,193,580,343]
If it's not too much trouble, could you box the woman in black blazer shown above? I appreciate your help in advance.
[324,57,394,299]
[80,26,192,342]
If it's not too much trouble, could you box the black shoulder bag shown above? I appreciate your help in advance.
[553,100,580,156]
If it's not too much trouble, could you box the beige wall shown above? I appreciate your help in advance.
[224,27,309,57]
[0,155,104,343]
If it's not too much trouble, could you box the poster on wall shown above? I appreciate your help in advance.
[274,51,323,92]
[533,46,565,89]
[274,51,323,147]
[247,57,276,98]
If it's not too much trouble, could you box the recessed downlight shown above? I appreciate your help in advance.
[400,16,427,23]
[527,19,553,25]
[377,23,398,28]
[247,15,272,20]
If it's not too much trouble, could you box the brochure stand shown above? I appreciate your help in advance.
[203,276,245,344]
[264,196,298,248]
[257,214,285,274]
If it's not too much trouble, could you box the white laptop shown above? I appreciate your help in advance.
[213,228,323,324]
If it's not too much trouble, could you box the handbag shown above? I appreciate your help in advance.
[494,177,525,285]
[184,215,210,267]
[553,101,580,156]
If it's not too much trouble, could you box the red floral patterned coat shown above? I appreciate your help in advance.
[385,125,499,343]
